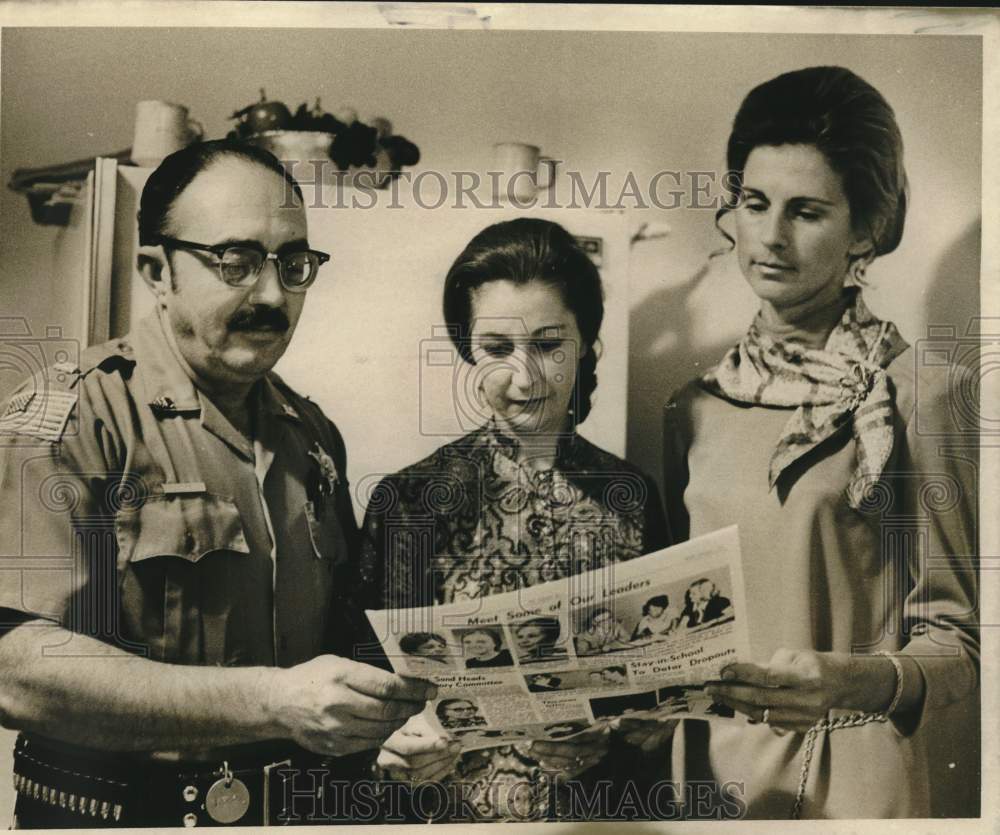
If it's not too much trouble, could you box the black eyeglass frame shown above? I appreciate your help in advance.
[151,234,330,292]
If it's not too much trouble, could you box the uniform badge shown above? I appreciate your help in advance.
[3,391,35,416]
[0,387,77,442]
[308,443,340,495]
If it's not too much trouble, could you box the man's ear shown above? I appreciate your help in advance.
[137,245,172,304]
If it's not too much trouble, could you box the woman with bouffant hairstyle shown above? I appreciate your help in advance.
[361,218,670,821]
[657,66,978,819]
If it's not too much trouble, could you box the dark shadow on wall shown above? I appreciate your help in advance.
[923,218,982,361]
[626,262,735,500]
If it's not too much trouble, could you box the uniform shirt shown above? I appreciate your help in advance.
[0,309,360,670]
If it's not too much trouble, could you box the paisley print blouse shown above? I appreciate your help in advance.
[359,423,670,821]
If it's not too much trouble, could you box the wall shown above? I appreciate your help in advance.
[0,27,984,821]
[1,28,983,479]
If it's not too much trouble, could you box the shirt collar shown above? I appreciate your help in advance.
[478,418,581,467]
[131,309,202,414]
[131,308,297,460]
[259,376,302,423]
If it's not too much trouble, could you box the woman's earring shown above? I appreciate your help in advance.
[847,242,875,285]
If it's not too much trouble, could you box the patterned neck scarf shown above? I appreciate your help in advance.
[701,290,909,509]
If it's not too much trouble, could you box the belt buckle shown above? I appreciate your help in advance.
[262,758,292,826]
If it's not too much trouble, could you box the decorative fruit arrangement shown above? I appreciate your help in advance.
[230,89,293,134]
[227,90,419,174]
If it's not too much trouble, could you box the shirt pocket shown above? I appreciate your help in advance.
[303,497,348,565]
[115,493,251,664]
[117,493,250,564]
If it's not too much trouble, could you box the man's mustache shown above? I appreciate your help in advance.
[228,306,290,332]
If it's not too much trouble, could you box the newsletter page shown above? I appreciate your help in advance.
[365,526,750,750]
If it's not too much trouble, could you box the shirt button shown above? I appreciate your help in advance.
[183,812,198,827]
[182,785,198,802]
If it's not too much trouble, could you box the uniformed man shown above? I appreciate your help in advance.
[0,140,433,827]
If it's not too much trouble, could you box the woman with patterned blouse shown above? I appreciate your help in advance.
[360,218,670,822]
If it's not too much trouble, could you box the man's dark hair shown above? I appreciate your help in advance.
[137,139,304,246]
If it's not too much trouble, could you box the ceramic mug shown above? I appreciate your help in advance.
[132,101,204,167]
[492,142,557,204]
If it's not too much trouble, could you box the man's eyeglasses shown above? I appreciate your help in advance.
[152,235,330,292]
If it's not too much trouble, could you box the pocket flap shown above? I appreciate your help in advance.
[116,493,250,564]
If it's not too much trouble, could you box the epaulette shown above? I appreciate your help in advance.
[0,338,135,444]
[78,338,136,380]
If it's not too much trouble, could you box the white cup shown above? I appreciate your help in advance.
[492,142,558,204]
[132,101,204,167]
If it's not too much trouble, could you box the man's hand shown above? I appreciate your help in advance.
[376,713,462,783]
[529,725,610,779]
[612,717,679,754]
[268,655,436,756]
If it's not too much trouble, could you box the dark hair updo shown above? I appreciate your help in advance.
[399,632,446,655]
[138,138,304,246]
[462,627,502,650]
[516,617,562,646]
[718,66,908,273]
[442,218,604,425]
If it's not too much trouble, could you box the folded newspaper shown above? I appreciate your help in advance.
[365,526,749,751]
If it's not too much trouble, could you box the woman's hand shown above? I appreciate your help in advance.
[612,717,679,754]
[376,713,463,783]
[529,725,610,779]
[705,648,898,734]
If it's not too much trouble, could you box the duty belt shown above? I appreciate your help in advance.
[12,734,328,827]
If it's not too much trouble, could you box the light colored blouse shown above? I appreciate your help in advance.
[662,345,979,819]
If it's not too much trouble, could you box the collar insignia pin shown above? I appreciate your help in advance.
[151,395,175,412]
